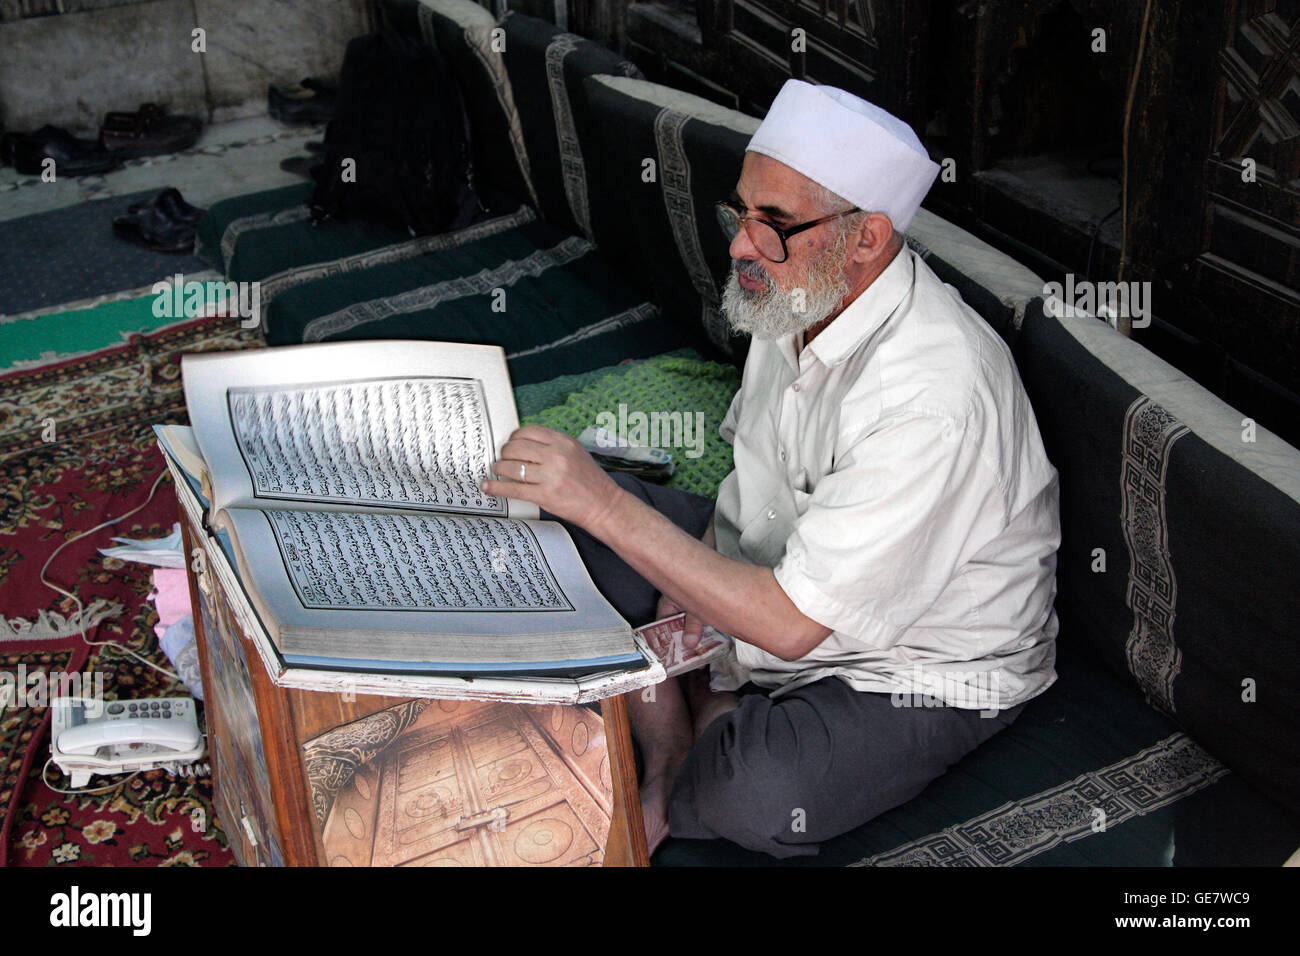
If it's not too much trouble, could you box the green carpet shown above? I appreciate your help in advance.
[0,294,200,371]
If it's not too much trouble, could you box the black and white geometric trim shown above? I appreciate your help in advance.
[219,205,312,270]
[1120,396,1190,715]
[301,235,594,342]
[851,733,1228,866]
[545,33,593,240]
[506,301,659,360]
[258,206,538,306]
[652,107,731,354]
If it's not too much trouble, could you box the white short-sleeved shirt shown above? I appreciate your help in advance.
[711,246,1061,709]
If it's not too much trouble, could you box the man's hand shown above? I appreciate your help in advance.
[485,432,832,661]
[655,594,706,649]
[481,425,624,530]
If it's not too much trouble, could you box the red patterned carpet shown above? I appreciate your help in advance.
[0,317,258,866]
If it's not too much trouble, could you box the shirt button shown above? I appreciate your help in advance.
[766,509,776,520]
[779,448,787,461]
[792,383,801,392]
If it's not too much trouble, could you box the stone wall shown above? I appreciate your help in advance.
[0,0,371,135]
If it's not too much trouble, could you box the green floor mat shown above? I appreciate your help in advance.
[0,294,202,370]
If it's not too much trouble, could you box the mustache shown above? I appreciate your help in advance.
[731,259,770,288]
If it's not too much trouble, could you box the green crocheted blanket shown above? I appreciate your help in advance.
[515,350,740,499]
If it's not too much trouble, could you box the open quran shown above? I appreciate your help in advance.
[168,341,663,696]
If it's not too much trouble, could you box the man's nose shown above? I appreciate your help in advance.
[729,222,760,261]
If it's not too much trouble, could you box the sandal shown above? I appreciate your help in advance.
[3,125,122,176]
[100,103,202,159]
[126,187,205,225]
[113,191,202,254]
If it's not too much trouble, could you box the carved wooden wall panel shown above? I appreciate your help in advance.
[1196,1,1300,394]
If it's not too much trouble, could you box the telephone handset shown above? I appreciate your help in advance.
[51,696,206,788]
[59,716,200,754]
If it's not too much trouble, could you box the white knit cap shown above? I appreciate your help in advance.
[746,80,939,233]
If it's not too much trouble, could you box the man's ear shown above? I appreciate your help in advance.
[850,212,896,264]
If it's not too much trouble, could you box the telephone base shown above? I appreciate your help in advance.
[64,758,209,789]
[51,696,206,788]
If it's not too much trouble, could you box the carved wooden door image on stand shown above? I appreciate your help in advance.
[177,498,650,867]
[310,699,621,866]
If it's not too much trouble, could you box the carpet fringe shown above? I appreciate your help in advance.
[0,597,123,642]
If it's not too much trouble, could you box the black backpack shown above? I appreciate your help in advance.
[309,31,480,235]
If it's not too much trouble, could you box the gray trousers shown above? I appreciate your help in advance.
[546,473,1024,859]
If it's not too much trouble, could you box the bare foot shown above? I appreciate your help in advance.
[625,681,693,857]
[638,770,674,855]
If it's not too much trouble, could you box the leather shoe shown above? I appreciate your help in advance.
[127,187,205,226]
[113,200,198,254]
[101,104,202,159]
[4,125,122,176]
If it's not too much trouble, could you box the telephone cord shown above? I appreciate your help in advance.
[40,756,142,795]
[44,732,208,793]
[38,467,181,682]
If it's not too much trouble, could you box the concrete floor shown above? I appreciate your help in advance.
[0,114,323,225]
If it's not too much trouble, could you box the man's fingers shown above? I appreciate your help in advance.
[481,477,536,499]
[489,459,527,482]
[682,613,704,648]
[512,424,563,444]
[498,437,549,462]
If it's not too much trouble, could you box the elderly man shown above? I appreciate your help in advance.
[481,80,1060,858]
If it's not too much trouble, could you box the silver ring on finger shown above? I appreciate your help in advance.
[519,462,527,483]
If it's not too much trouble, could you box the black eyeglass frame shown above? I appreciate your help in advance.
[715,201,862,263]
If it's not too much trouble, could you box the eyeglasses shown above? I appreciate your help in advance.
[715,201,861,264]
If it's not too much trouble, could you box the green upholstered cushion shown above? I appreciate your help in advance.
[195,183,415,285]
[195,183,314,274]
[197,186,550,330]
[582,75,759,363]
[261,216,710,383]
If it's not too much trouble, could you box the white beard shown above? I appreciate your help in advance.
[720,241,851,341]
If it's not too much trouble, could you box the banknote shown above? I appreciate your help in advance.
[636,612,732,677]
